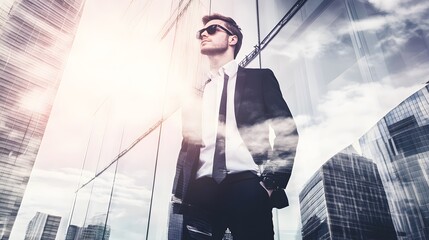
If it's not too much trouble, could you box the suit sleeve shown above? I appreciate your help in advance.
[172,86,203,200]
[261,69,299,189]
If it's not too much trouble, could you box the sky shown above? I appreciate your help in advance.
[8,0,429,239]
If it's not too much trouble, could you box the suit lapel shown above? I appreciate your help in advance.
[235,66,246,121]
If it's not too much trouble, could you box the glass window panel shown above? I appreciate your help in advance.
[80,102,112,184]
[79,165,115,239]
[146,111,182,239]
[105,127,159,239]
[66,180,94,238]
[258,0,297,38]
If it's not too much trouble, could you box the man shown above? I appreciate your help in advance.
[169,13,298,240]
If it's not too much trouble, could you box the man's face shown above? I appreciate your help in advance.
[199,19,231,56]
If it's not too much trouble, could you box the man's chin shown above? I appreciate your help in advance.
[200,48,227,56]
[200,48,212,56]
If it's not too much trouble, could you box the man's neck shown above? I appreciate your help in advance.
[208,54,234,72]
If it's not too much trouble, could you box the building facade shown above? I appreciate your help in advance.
[67,214,110,240]
[359,85,429,239]
[0,0,85,239]
[80,225,110,240]
[24,212,61,240]
[65,225,82,240]
[299,148,397,240]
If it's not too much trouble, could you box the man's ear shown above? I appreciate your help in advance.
[229,35,238,46]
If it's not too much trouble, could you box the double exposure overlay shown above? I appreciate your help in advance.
[0,0,428,239]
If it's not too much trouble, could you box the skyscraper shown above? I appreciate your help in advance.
[299,147,397,240]
[359,84,429,239]
[78,214,110,240]
[222,228,233,240]
[80,224,110,240]
[65,225,81,240]
[0,0,85,239]
[24,212,61,240]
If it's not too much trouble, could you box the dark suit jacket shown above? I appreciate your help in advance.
[172,66,298,210]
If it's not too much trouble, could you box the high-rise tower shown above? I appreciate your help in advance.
[0,0,85,238]
[299,148,397,239]
[24,212,61,240]
[360,85,429,239]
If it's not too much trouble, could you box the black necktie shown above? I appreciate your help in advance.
[213,73,229,183]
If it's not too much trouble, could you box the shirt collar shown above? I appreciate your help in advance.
[207,60,238,80]
[222,60,238,78]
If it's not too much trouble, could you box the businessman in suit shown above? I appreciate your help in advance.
[169,13,298,240]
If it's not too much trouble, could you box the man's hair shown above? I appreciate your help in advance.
[202,13,243,58]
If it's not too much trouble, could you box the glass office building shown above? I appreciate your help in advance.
[359,85,429,239]
[299,148,396,240]
[79,214,111,240]
[24,212,61,240]
[12,0,424,239]
[65,225,81,240]
[0,0,85,239]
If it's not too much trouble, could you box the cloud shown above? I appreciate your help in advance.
[271,28,342,60]
[292,81,424,185]
[349,16,389,32]
[367,0,404,12]
[270,0,429,66]
[10,168,81,240]
[353,0,429,56]
[382,61,429,86]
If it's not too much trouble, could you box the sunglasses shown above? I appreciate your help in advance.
[196,24,233,39]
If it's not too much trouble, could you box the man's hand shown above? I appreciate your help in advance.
[259,181,273,197]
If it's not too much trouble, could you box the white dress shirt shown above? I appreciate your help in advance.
[196,60,259,179]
